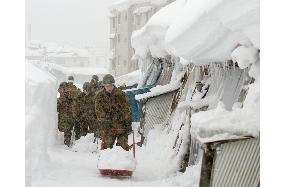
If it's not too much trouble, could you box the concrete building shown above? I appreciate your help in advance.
[26,41,90,68]
[109,0,174,76]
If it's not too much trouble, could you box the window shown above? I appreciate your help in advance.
[117,56,120,66]
[110,38,116,49]
[112,58,116,69]
[125,13,127,21]
[146,12,149,21]
[137,15,141,25]
[112,18,115,28]
[118,14,121,24]
[117,34,120,43]
[124,60,127,66]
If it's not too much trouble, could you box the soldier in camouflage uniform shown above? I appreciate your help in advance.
[89,75,102,94]
[58,76,81,147]
[95,74,132,151]
[57,81,68,132]
[76,82,97,137]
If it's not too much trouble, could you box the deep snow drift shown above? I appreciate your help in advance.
[132,0,260,142]
[26,61,58,186]
[26,62,201,187]
[26,0,259,185]
[132,0,259,64]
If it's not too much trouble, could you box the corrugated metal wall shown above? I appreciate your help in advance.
[142,91,177,137]
[206,64,249,110]
[156,60,175,86]
[144,59,162,86]
[210,138,260,187]
[188,136,203,166]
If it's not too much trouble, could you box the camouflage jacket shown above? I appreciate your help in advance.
[75,92,96,119]
[95,87,131,129]
[89,82,101,95]
[57,83,80,117]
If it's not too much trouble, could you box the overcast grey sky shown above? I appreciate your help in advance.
[26,0,115,52]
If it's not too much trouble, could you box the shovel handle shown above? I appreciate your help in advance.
[132,130,136,158]
[101,130,106,150]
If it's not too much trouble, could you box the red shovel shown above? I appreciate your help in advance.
[98,128,136,177]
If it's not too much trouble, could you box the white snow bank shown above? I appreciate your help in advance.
[26,61,58,185]
[98,146,136,170]
[231,45,259,69]
[72,134,100,153]
[115,69,142,86]
[132,0,259,64]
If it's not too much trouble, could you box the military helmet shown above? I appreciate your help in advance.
[92,75,99,81]
[83,82,90,91]
[102,74,115,85]
[68,75,74,81]
[58,82,67,91]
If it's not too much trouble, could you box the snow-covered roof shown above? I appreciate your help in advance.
[133,6,153,14]
[109,0,166,12]
[131,0,259,65]
[48,63,109,76]
[135,81,180,100]
[28,40,43,49]
[26,49,44,57]
[115,69,142,86]
[46,48,90,58]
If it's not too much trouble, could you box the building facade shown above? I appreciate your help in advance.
[109,0,174,76]
[26,41,91,68]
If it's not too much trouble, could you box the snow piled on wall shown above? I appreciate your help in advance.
[231,45,259,69]
[191,59,260,142]
[132,0,260,141]
[132,0,259,64]
[132,0,183,58]
[115,69,142,86]
[26,61,58,185]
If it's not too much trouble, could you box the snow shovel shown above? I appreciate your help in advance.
[98,128,136,177]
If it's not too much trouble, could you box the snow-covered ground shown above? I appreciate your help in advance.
[26,0,259,186]
[26,61,200,187]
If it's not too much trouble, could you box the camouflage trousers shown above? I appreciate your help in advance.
[62,120,80,147]
[101,130,129,151]
[79,114,98,137]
